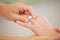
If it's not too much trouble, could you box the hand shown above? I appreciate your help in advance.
[16,16,57,36]
[0,3,35,22]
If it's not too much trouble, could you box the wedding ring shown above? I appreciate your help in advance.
[28,16,32,24]
[28,16,32,20]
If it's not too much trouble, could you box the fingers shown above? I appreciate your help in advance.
[20,4,35,18]
[16,21,27,26]
[16,20,32,29]
[13,14,28,23]
[27,6,35,18]
[55,28,60,33]
[29,18,36,25]
[28,16,39,25]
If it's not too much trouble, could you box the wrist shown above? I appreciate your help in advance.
[0,3,7,16]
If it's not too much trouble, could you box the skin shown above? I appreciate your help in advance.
[0,2,60,40]
[0,2,60,34]
[17,16,57,36]
[0,16,60,40]
[16,16,60,40]
[55,28,60,33]
[0,3,35,22]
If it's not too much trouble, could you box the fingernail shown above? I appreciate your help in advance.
[15,20,21,23]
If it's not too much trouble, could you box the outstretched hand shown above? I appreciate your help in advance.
[16,16,58,36]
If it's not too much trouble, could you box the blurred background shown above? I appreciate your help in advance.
[0,0,60,37]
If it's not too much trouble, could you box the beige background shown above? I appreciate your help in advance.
[0,0,60,37]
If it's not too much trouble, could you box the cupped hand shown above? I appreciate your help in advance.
[0,3,35,22]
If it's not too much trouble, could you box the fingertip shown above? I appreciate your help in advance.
[55,28,60,33]
[32,15,36,18]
